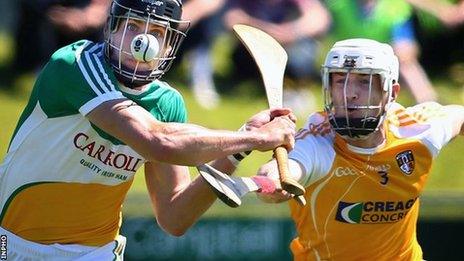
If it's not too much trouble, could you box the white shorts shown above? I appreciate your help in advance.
[0,226,126,260]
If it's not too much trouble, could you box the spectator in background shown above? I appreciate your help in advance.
[178,0,225,109]
[324,0,438,103]
[13,0,110,75]
[180,0,226,109]
[405,0,464,102]
[406,0,464,27]
[223,0,330,116]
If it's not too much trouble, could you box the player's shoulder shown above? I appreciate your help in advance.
[296,111,333,140]
[147,80,184,105]
[47,40,105,79]
[387,102,445,125]
[155,80,182,96]
[146,80,187,123]
[301,111,332,134]
[51,40,99,65]
[386,102,446,138]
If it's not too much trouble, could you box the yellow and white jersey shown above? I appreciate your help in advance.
[288,102,454,261]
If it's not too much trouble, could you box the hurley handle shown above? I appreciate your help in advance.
[274,146,306,206]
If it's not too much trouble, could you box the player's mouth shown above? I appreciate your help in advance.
[123,59,155,71]
[345,107,360,114]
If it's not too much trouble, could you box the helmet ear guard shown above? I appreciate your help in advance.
[322,38,399,139]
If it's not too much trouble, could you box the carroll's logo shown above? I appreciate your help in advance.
[73,132,143,172]
[335,199,417,224]
[396,150,415,175]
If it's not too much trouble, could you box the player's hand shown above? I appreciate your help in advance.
[257,187,293,203]
[254,174,293,203]
[251,113,296,152]
[244,108,297,131]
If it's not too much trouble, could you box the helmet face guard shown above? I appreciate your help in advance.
[322,39,399,139]
[104,0,190,87]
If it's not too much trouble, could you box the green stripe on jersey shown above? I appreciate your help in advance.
[77,43,109,95]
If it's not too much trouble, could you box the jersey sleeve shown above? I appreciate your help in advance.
[289,112,336,187]
[407,102,454,157]
[38,40,125,117]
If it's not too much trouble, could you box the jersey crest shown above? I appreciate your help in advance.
[395,150,415,175]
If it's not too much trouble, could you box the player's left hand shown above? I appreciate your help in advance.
[256,181,293,203]
[255,168,293,203]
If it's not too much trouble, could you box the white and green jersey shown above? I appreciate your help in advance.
[0,40,187,246]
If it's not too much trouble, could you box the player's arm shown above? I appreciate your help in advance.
[254,116,335,202]
[144,161,216,236]
[443,105,464,137]
[87,99,295,166]
[209,107,298,174]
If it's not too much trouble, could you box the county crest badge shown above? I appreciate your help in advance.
[396,150,415,175]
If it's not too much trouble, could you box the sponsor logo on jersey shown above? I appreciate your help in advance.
[396,150,415,175]
[74,132,143,172]
[335,198,417,224]
[333,167,359,177]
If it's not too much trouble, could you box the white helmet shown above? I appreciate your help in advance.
[321,38,399,139]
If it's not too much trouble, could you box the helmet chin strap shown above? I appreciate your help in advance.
[114,72,150,88]
[330,116,381,139]
[330,98,389,140]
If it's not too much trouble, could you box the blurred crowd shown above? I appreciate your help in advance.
[0,0,463,114]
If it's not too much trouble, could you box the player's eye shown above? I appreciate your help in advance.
[127,23,139,32]
[150,32,160,38]
[150,29,164,38]
[335,78,346,85]
[360,79,370,85]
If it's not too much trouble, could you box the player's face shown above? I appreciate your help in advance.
[110,18,168,71]
[330,72,385,118]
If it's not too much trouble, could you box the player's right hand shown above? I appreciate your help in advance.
[252,113,296,152]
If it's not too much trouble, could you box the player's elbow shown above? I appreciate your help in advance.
[162,226,188,237]
[156,218,189,237]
